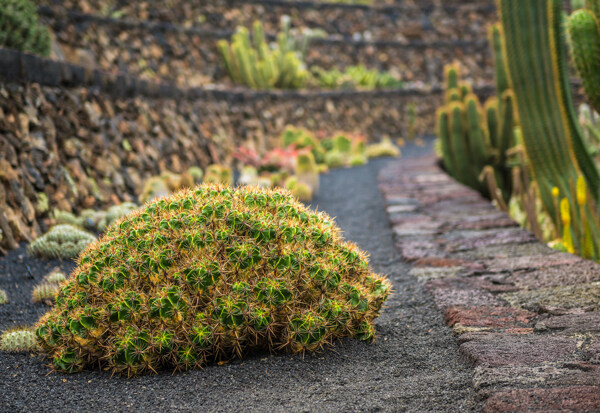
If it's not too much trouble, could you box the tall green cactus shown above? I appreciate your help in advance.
[498,0,600,222]
[436,59,515,201]
[218,19,308,90]
[568,3,600,114]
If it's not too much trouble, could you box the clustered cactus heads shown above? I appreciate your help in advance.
[28,224,97,260]
[36,185,390,376]
[218,18,309,89]
[0,328,39,352]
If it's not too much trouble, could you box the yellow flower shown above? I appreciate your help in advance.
[576,175,587,206]
[560,198,571,225]
[552,186,559,198]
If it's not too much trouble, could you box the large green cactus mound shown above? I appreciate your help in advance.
[36,185,390,376]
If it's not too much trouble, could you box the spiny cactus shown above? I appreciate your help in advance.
[365,137,400,159]
[568,4,600,115]
[204,164,233,186]
[295,152,319,194]
[0,289,7,305]
[218,18,308,90]
[96,203,139,233]
[45,268,67,284]
[285,176,313,202]
[28,225,97,260]
[0,328,38,352]
[499,0,600,234]
[436,55,515,201]
[33,282,60,305]
[36,185,390,376]
[0,0,51,56]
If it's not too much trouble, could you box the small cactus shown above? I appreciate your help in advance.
[285,176,313,201]
[204,164,233,186]
[0,289,7,305]
[0,328,39,352]
[45,268,67,284]
[324,151,346,169]
[365,137,400,159]
[295,152,319,194]
[28,225,97,260]
[0,0,51,56]
[33,282,60,304]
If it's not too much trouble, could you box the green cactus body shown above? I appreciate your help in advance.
[1,328,38,352]
[295,152,320,194]
[220,19,307,90]
[490,24,510,98]
[0,289,7,305]
[35,185,390,376]
[567,9,600,114]
[499,0,600,221]
[465,94,490,186]
[448,102,472,186]
[28,225,97,260]
[445,64,460,90]
[437,108,455,177]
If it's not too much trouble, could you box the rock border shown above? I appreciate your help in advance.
[378,153,600,412]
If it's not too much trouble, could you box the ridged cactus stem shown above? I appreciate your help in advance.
[498,0,600,222]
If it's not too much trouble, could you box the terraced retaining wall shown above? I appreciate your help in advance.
[0,49,496,252]
[379,154,600,412]
[39,9,494,88]
[39,0,496,43]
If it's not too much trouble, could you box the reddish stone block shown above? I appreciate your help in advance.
[425,278,504,310]
[483,386,600,412]
[413,257,468,268]
[482,253,582,273]
[396,240,444,262]
[459,333,578,367]
[536,312,600,334]
[444,306,535,329]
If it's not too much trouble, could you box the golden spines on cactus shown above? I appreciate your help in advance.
[35,185,390,376]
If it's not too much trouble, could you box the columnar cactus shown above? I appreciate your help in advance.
[499,0,600,243]
[436,34,515,202]
[218,19,308,90]
[36,185,390,376]
[568,3,600,115]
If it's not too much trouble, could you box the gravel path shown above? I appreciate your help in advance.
[0,141,479,412]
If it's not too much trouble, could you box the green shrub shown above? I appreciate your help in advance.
[36,185,390,376]
[0,0,51,56]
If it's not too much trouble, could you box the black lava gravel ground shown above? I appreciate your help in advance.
[0,141,479,412]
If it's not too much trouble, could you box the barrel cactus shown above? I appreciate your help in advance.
[36,185,390,376]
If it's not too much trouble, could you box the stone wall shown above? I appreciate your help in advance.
[39,0,497,43]
[41,11,493,88]
[0,49,497,251]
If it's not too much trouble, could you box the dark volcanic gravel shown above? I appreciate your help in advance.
[0,141,478,412]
